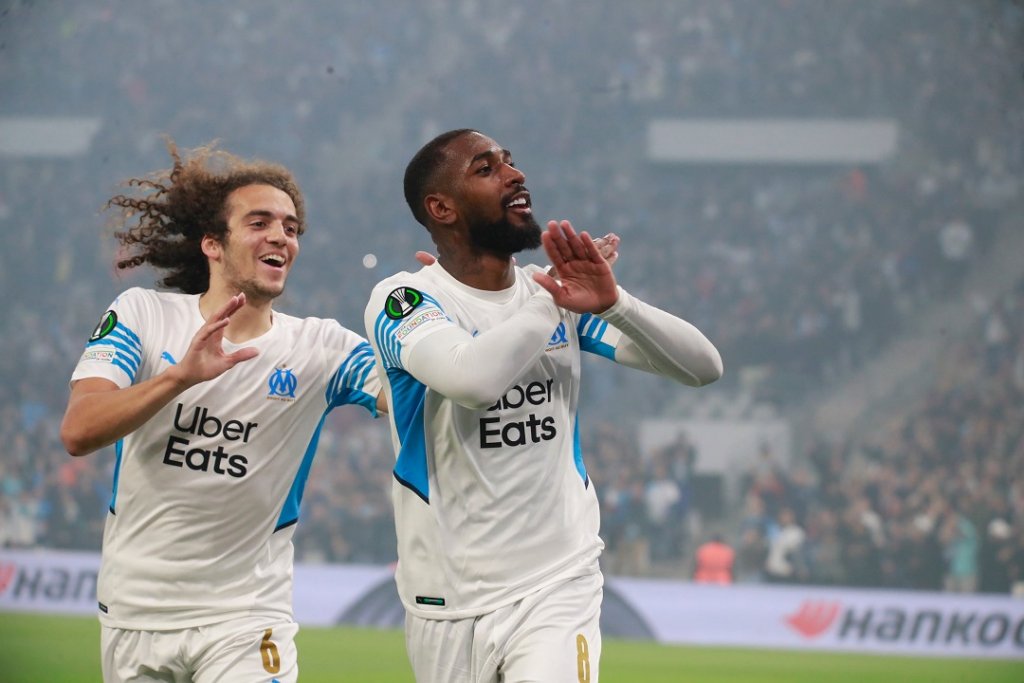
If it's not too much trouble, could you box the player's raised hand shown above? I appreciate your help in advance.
[532,220,619,314]
[594,232,620,267]
[173,293,259,386]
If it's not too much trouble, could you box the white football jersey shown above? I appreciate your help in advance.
[365,263,622,619]
[71,287,380,630]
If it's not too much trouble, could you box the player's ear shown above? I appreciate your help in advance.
[201,234,222,261]
[424,193,457,226]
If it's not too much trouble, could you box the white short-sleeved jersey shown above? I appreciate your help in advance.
[365,263,621,620]
[71,287,380,630]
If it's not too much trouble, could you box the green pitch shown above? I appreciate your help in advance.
[3,612,1021,682]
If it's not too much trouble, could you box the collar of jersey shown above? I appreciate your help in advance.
[426,262,522,305]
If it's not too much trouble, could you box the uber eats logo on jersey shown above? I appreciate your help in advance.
[479,378,557,449]
[385,287,423,319]
[162,403,258,478]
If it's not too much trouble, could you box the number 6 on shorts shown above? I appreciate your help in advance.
[260,629,281,674]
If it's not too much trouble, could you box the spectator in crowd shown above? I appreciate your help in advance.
[735,526,770,584]
[645,460,684,563]
[804,508,845,586]
[941,507,980,593]
[764,507,807,584]
[979,517,1015,594]
[693,532,735,585]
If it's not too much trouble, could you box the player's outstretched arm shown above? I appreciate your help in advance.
[60,294,259,457]
[390,233,621,411]
[532,220,619,314]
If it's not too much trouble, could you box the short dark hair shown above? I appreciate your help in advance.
[109,140,305,294]
[403,128,477,227]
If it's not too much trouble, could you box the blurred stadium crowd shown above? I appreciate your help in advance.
[1,0,1022,593]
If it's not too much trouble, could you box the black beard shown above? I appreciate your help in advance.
[467,213,542,256]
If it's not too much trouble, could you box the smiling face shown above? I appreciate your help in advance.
[205,183,301,304]
[446,132,542,256]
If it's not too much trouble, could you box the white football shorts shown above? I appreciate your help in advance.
[101,615,299,683]
[405,572,603,683]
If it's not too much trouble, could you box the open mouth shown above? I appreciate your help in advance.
[260,254,286,269]
[504,192,531,212]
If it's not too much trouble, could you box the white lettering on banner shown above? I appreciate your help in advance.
[0,549,99,615]
[3,549,1022,660]
[609,577,1024,659]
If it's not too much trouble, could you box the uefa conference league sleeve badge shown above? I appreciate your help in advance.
[89,310,118,342]
[384,287,423,320]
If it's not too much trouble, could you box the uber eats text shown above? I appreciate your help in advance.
[163,403,258,477]
[479,379,556,448]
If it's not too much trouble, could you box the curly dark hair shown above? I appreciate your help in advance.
[109,140,306,294]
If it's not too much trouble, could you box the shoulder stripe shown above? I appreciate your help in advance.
[87,321,144,374]
[373,292,447,370]
[111,357,137,381]
[328,341,377,407]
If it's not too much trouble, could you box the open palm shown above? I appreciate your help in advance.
[177,293,260,384]
[533,220,619,314]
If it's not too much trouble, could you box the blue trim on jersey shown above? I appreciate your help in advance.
[109,439,125,514]
[388,367,430,503]
[275,410,329,531]
[572,415,589,487]
[87,322,144,381]
[327,341,378,412]
[580,338,616,360]
[89,323,143,360]
[578,313,616,360]
[375,311,403,368]
[113,319,142,347]
[94,335,142,367]
[111,356,137,381]
[372,291,447,503]
[373,293,447,370]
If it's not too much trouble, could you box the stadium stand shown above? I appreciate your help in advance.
[1,0,1021,594]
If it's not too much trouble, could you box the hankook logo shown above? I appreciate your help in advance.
[785,600,841,638]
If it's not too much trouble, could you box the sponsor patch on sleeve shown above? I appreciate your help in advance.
[88,310,118,342]
[395,309,446,340]
[81,348,117,363]
[384,287,424,320]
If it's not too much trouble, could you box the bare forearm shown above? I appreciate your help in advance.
[61,370,194,456]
